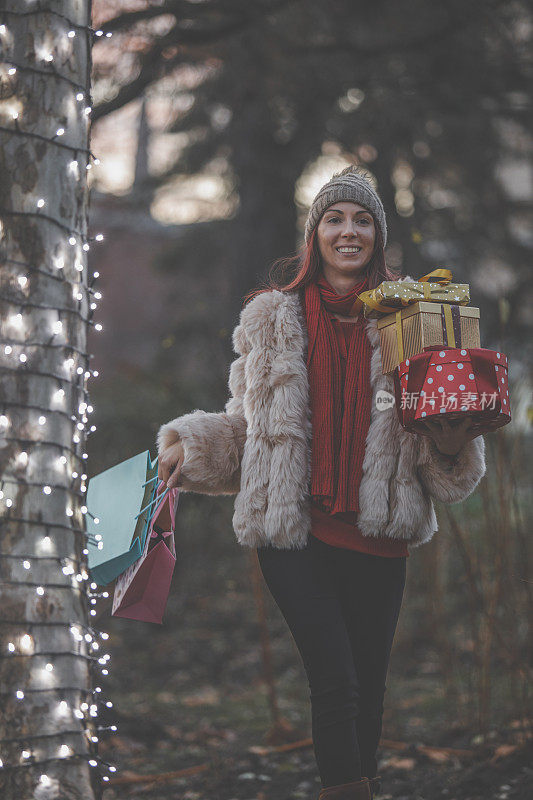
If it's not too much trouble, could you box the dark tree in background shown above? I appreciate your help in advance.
[92,0,532,348]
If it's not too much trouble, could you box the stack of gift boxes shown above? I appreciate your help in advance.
[355,269,511,435]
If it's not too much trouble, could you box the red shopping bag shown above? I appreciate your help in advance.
[111,482,179,624]
[393,345,511,435]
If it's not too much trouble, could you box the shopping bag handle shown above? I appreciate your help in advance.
[150,485,172,519]
[135,485,171,520]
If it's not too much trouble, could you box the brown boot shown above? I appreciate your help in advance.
[318,777,372,800]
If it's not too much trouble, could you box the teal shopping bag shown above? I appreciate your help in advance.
[86,450,160,586]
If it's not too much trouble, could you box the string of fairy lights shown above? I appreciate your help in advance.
[0,5,119,788]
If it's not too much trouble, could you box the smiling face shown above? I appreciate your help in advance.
[316,201,376,293]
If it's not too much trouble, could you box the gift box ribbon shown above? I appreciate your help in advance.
[392,302,462,363]
[349,268,454,317]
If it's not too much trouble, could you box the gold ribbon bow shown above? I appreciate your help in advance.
[348,268,453,317]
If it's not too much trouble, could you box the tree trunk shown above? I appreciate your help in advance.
[0,2,102,798]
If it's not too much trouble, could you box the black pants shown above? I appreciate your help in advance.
[257,534,406,788]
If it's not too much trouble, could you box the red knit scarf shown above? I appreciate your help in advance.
[304,273,372,514]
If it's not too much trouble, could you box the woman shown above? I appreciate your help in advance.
[156,166,486,800]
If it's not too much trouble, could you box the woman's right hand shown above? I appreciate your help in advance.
[158,440,185,488]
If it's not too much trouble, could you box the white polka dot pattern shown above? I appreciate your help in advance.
[397,346,511,431]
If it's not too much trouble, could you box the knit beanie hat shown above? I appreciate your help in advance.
[304,165,387,247]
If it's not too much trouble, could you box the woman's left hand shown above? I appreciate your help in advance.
[417,416,479,456]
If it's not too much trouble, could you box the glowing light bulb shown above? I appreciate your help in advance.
[38,415,46,425]
[23,560,30,569]
[37,198,45,208]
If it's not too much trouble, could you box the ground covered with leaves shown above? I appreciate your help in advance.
[95,500,532,800]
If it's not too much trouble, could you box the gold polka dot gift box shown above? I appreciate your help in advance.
[392,345,511,435]
[355,268,470,320]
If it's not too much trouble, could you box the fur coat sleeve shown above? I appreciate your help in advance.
[416,433,486,504]
[156,323,249,495]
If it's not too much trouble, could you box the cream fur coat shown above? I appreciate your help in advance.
[157,281,486,551]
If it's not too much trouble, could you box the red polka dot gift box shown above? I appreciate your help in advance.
[392,345,511,435]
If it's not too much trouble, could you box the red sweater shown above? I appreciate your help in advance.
[310,315,409,558]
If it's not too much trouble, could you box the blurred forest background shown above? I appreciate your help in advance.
[86,1,532,798]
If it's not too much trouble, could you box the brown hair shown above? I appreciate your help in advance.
[243,214,400,307]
